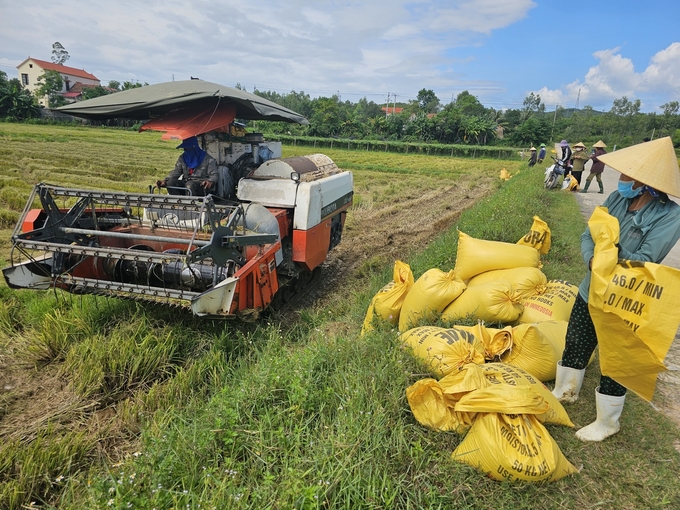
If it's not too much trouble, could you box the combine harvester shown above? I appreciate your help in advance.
[3,81,353,318]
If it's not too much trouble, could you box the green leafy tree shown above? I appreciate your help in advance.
[51,42,70,64]
[35,70,66,108]
[659,101,679,137]
[661,101,679,117]
[453,91,487,117]
[309,96,341,137]
[81,86,112,100]
[107,80,121,91]
[416,88,441,114]
[511,116,550,146]
[521,92,545,120]
[122,81,148,90]
[0,73,40,120]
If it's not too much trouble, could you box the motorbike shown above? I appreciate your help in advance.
[544,156,570,190]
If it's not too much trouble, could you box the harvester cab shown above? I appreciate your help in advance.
[2,81,353,319]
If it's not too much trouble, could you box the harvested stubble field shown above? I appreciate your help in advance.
[1,123,679,509]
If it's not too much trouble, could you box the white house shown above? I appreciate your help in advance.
[16,57,100,106]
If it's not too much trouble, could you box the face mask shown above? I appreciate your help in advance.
[618,180,643,199]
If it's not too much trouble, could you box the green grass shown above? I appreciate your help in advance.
[0,124,679,509]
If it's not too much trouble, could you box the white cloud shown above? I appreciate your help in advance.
[0,0,536,99]
[531,44,680,111]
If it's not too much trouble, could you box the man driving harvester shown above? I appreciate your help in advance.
[157,136,218,196]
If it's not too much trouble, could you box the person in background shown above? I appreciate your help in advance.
[551,137,680,442]
[157,136,218,196]
[559,140,573,171]
[537,143,547,163]
[528,147,537,167]
[580,140,607,194]
[570,142,589,187]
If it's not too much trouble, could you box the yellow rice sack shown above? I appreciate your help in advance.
[438,363,573,427]
[467,267,547,300]
[398,269,466,331]
[454,231,541,281]
[361,260,414,335]
[441,280,523,324]
[516,216,552,255]
[406,362,573,436]
[518,280,578,323]
[457,324,514,360]
[401,326,485,378]
[525,320,596,369]
[405,378,475,434]
[530,320,568,357]
[501,323,560,382]
[452,411,578,482]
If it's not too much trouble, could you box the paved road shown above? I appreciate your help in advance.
[570,161,680,427]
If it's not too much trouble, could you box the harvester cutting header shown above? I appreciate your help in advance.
[3,81,353,318]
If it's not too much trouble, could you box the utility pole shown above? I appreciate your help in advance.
[575,87,581,109]
[393,93,397,114]
[385,92,390,117]
[551,105,559,141]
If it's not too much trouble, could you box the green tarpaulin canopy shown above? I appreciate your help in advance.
[56,80,309,125]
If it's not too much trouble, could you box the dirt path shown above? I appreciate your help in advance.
[295,180,494,311]
[576,163,680,429]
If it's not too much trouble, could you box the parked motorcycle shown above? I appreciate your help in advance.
[544,156,570,190]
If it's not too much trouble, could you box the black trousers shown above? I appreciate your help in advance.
[562,295,627,396]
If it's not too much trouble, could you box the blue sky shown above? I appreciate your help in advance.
[1,0,678,112]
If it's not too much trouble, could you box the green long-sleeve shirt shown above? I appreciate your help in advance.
[578,191,680,301]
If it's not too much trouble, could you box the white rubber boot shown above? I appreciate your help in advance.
[551,360,585,404]
[575,388,625,442]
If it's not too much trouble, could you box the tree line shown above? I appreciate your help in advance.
[1,69,679,150]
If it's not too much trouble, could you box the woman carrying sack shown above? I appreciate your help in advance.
[552,137,680,441]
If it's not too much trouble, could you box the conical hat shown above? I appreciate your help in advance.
[573,142,586,148]
[530,147,536,151]
[597,137,680,197]
[593,140,607,148]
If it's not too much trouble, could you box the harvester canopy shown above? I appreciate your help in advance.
[57,79,308,139]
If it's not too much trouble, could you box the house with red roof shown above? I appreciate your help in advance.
[17,57,101,106]
[381,106,404,116]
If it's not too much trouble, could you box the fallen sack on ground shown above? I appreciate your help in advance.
[454,231,541,281]
[406,362,573,433]
[563,177,579,191]
[587,206,680,401]
[500,323,560,382]
[467,267,547,301]
[401,326,485,378]
[399,269,466,331]
[500,168,511,180]
[406,378,476,433]
[452,409,578,482]
[457,323,514,360]
[361,260,414,335]
[441,280,523,324]
[518,280,578,323]
[516,216,552,255]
